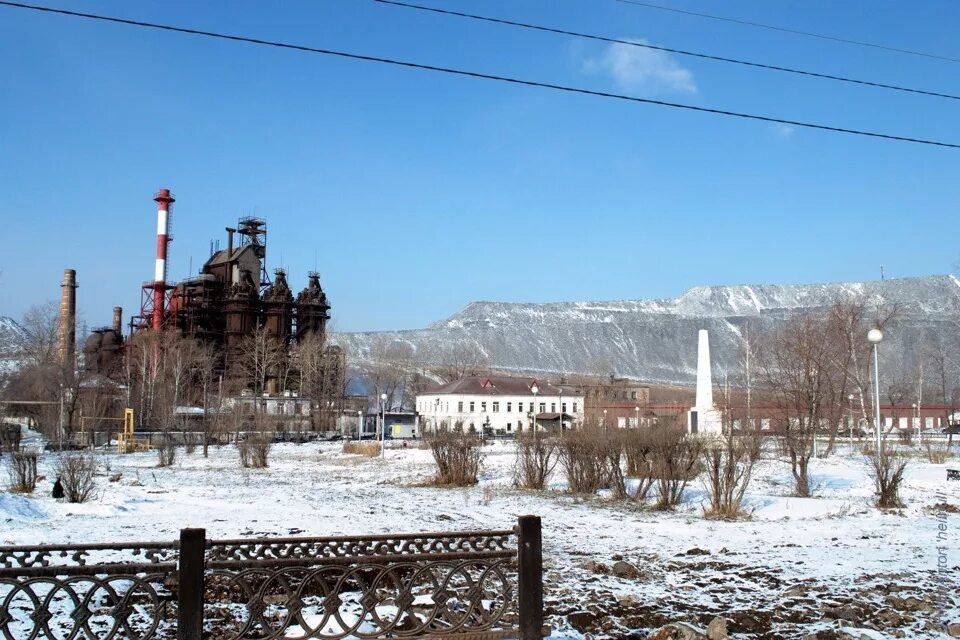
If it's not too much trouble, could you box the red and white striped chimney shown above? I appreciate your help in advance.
[152,188,174,331]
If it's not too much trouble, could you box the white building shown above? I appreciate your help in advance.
[416,376,584,435]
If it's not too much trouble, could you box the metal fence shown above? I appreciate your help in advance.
[0,516,544,640]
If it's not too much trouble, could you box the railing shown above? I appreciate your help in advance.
[0,516,544,640]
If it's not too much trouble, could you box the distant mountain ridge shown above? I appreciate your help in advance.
[334,275,960,385]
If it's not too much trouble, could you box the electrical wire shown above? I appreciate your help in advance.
[374,0,960,102]
[615,0,960,64]
[1,0,957,149]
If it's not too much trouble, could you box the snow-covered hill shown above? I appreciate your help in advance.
[334,275,960,384]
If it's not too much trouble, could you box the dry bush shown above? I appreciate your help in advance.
[238,433,272,468]
[8,452,38,493]
[184,432,197,455]
[343,441,382,457]
[56,452,99,503]
[650,427,703,510]
[897,429,914,446]
[513,433,559,490]
[559,429,609,495]
[924,440,953,464]
[701,435,756,518]
[428,431,483,486]
[623,427,656,503]
[865,444,909,509]
[157,436,176,467]
[741,429,769,462]
[603,431,628,500]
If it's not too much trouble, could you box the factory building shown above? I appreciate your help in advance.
[85,189,333,388]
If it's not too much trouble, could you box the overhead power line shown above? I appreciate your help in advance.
[374,0,960,102]
[1,1,957,149]
[616,0,960,64]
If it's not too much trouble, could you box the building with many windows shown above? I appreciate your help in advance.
[416,376,584,435]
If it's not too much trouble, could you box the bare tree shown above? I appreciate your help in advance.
[195,344,220,456]
[756,314,835,497]
[20,301,60,367]
[436,342,489,382]
[826,297,902,448]
[296,333,346,430]
[237,327,286,401]
[365,337,408,411]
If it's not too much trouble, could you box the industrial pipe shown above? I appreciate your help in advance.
[152,188,175,331]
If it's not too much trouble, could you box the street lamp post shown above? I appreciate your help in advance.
[434,398,440,435]
[603,409,608,435]
[380,393,388,459]
[913,402,920,442]
[357,410,362,442]
[847,394,854,443]
[635,406,640,429]
[531,383,539,445]
[868,328,884,452]
[558,386,563,430]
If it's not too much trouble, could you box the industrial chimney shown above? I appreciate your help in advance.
[112,306,123,335]
[151,188,175,331]
[58,269,77,370]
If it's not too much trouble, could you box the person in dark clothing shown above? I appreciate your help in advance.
[52,477,64,499]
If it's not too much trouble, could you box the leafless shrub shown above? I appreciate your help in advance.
[623,427,656,503]
[56,452,99,503]
[428,431,483,486]
[924,440,952,464]
[513,433,560,490]
[865,444,909,509]
[603,431,628,500]
[741,429,769,462]
[897,429,914,446]
[157,436,176,467]
[343,441,382,457]
[701,434,756,518]
[559,429,610,494]
[8,452,38,493]
[650,427,703,510]
[184,432,197,455]
[238,432,272,468]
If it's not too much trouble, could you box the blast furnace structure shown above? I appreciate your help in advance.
[85,188,333,386]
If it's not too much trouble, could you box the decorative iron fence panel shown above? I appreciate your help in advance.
[0,517,543,640]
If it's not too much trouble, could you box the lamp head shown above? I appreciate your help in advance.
[530,383,539,395]
[867,328,884,344]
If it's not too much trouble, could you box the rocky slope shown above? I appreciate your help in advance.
[334,275,960,384]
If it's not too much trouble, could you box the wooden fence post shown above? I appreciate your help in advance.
[178,528,206,640]
[517,515,543,640]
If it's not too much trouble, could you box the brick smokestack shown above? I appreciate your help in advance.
[58,268,77,370]
[112,306,123,334]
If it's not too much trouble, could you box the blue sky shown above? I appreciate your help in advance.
[1,0,958,332]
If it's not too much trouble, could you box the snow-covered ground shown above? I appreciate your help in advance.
[2,432,958,638]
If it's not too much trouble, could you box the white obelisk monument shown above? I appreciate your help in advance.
[688,329,723,435]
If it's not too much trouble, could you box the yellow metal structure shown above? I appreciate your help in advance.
[79,415,125,448]
[117,408,140,453]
